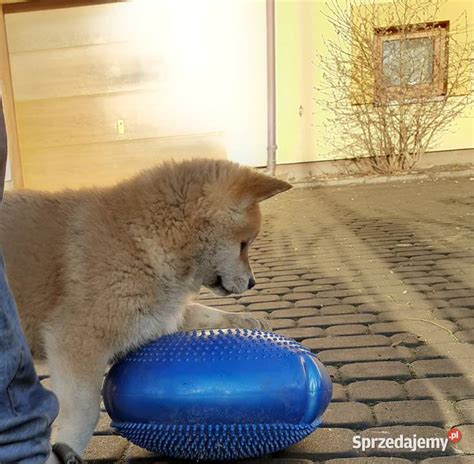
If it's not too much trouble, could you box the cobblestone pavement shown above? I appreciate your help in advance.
[40,176,474,463]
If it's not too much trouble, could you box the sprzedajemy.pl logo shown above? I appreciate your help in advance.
[353,428,462,452]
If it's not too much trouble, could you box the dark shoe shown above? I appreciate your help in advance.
[52,443,84,464]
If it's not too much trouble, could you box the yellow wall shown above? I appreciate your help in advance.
[276,0,474,164]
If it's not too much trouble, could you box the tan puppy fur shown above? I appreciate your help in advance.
[0,159,291,455]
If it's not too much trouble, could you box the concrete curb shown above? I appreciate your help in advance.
[291,169,474,188]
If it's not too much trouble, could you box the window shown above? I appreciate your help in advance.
[374,22,448,102]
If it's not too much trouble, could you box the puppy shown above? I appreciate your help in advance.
[0,159,291,455]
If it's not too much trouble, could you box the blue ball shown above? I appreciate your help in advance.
[103,329,332,461]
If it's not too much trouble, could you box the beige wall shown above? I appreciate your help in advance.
[7,0,268,190]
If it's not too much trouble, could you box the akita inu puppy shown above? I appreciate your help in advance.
[0,159,291,456]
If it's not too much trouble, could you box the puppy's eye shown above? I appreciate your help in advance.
[240,241,248,252]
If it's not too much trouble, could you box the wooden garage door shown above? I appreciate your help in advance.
[6,0,267,190]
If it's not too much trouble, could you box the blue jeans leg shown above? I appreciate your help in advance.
[0,254,60,463]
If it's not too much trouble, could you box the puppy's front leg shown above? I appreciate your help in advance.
[182,302,271,331]
[45,332,108,456]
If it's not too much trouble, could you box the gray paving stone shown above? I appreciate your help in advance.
[306,277,355,285]
[332,383,348,402]
[271,265,312,272]
[322,402,376,428]
[243,460,316,464]
[383,257,411,264]
[348,380,406,402]
[376,310,434,322]
[459,318,474,329]
[292,284,334,292]
[343,303,404,315]
[415,343,474,360]
[260,287,292,295]
[240,289,259,297]
[271,318,297,330]
[342,295,395,305]
[239,294,280,304]
[365,284,432,295]
[302,335,390,351]
[434,307,474,319]
[123,444,166,462]
[411,358,474,377]
[339,361,412,381]
[393,266,432,274]
[359,301,450,313]
[390,333,422,347]
[320,305,357,315]
[456,329,474,343]
[282,292,317,302]
[270,273,303,281]
[295,298,342,308]
[382,273,431,282]
[316,289,364,299]
[411,254,447,261]
[374,400,459,426]
[326,325,368,336]
[283,428,360,459]
[84,436,129,461]
[275,326,325,340]
[421,457,474,463]
[95,412,113,433]
[451,298,474,308]
[396,260,437,267]
[299,314,377,327]
[369,320,458,343]
[248,301,292,311]
[405,377,474,400]
[428,291,474,300]
[326,365,339,381]
[404,277,448,284]
[270,307,319,319]
[256,280,312,289]
[318,346,414,364]
[432,282,472,290]
[433,270,467,279]
[327,459,412,464]
[455,399,474,424]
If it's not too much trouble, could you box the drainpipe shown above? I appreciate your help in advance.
[266,0,277,175]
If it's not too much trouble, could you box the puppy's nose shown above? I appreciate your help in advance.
[248,277,256,289]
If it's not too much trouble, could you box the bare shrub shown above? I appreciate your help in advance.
[317,0,472,174]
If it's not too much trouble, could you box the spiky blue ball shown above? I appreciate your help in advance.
[103,329,332,461]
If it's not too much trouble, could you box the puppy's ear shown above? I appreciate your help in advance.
[231,169,292,205]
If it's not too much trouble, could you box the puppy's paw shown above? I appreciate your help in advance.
[224,312,272,331]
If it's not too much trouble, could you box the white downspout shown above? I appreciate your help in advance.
[266,0,277,175]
